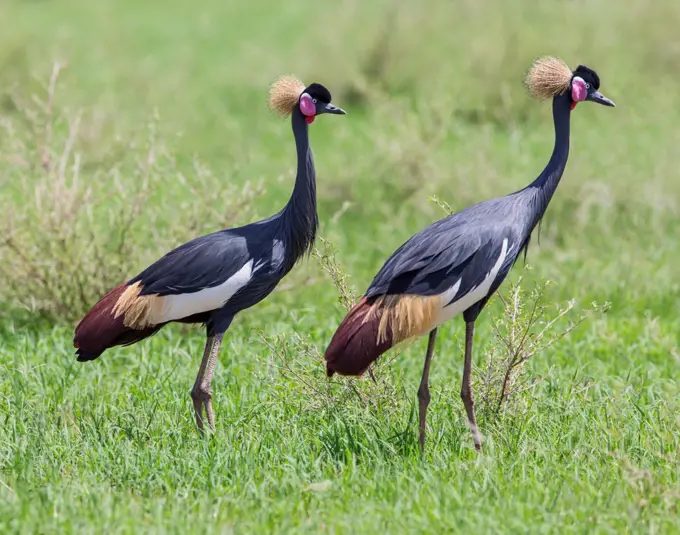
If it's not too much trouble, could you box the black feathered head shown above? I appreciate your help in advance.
[268,76,346,124]
[569,64,614,109]
[525,56,615,109]
[573,65,600,90]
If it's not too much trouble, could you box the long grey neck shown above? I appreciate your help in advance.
[281,110,318,263]
[521,93,572,229]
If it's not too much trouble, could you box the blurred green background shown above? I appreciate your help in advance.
[0,0,679,533]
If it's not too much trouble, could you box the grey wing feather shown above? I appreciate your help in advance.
[366,209,522,299]
[130,231,252,296]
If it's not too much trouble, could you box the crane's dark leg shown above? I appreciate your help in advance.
[191,333,223,433]
[191,335,215,433]
[417,328,438,454]
[461,321,482,451]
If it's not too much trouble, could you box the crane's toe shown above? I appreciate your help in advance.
[191,387,212,433]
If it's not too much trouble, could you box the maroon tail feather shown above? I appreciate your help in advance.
[73,283,161,362]
[324,297,394,377]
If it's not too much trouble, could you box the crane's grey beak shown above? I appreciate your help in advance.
[587,91,616,107]
[324,103,346,115]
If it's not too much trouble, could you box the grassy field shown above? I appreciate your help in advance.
[1,0,680,532]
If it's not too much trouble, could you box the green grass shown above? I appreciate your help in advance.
[1,0,680,532]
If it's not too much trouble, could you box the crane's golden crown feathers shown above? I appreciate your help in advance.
[525,56,573,100]
[268,75,306,116]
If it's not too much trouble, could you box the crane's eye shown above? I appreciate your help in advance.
[312,98,317,104]
[585,83,590,89]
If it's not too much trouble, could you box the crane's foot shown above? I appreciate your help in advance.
[191,387,214,435]
[460,388,482,451]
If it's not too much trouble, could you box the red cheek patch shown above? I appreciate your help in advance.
[299,93,316,116]
[570,77,586,111]
[299,93,316,124]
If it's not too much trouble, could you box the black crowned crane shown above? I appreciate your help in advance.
[74,76,345,433]
[324,57,614,452]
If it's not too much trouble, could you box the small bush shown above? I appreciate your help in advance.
[475,271,610,419]
[0,63,263,322]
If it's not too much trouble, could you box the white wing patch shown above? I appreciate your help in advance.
[434,238,509,326]
[150,260,254,323]
[271,239,285,271]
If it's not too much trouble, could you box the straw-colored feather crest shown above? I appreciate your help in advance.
[525,56,573,100]
[269,75,306,116]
